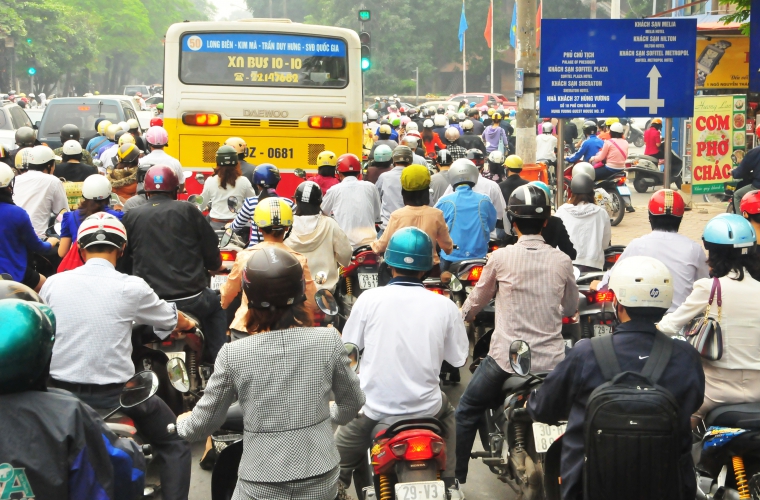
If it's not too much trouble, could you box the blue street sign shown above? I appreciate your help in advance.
[749,0,760,92]
[539,19,697,118]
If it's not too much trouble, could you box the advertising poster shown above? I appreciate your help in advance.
[691,95,747,194]
[695,38,749,89]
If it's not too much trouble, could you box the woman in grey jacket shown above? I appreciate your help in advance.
[177,247,364,499]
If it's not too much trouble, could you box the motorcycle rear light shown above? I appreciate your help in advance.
[356,252,378,266]
[308,116,345,129]
[313,310,326,323]
[461,265,483,282]
[427,287,449,297]
[616,176,627,186]
[562,316,577,324]
[220,250,237,262]
[605,253,622,265]
[430,440,444,455]
[596,291,615,303]
[182,113,221,126]
[161,341,173,346]
[391,442,408,457]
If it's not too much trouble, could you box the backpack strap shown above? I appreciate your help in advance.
[640,331,674,384]
[591,335,622,381]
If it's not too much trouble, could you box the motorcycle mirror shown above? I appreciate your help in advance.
[93,159,103,168]
[109,193,121,206]
[220,228,233,248]
[314,271,328,286]
[449,275,464,293]
[196,173,205,185]
[294,168,306,179]
[120,370,159,408]
[573,267,581,281]
[509,340,532,376]
[315,289,339,316]
[187,194,197,204]
[183,171,193,182]
[344,342,361,373]
[0,273,12,280]
[227,196,241,213]
[166,357,191,393]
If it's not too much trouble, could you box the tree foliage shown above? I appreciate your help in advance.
[718,0,750,35]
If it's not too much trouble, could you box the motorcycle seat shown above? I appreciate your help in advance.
[705,403,760,429]
[448,259,487,276]
[222,402,244,432]
[501,373,549,394]
[373,416,445,440]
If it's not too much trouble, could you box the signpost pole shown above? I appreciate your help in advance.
[664,117,673,189]
[556,120,565,208]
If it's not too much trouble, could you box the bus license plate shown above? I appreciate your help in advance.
[358,273,378,289]
[395,481,446,500]
[594,324,613,336]
[532,422,567,453]
[211,275,228,290]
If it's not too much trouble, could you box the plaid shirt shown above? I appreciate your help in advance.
[177,327,364,482]
[462,235,578,373]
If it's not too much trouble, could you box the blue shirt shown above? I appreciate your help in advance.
[0,201,52,281]
[435,185,497,262]
[94,140,116,159]
[389,129,399,141]
[566,134,604,163]
[86,136,110,154]
[60,207,124,241]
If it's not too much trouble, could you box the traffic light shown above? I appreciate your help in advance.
[26,38,32,45]
[359,31,371,71]
[358,9,370,22]
[27,67,36,76]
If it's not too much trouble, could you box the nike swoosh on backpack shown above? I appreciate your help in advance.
[639,356,649,359]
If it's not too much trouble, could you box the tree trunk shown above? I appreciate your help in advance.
[64,71,71,96]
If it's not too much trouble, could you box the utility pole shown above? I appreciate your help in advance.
[515,0,539,165]
[590,0,597,18]
[611,0,621,18]
[415,67,419,105]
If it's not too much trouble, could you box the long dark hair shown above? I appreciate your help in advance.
[707,247,760,281]
[245,302,314,333]
[569,193,595,206]
[77,199,109,219]
[401,188,430,207]
[217,164,241,190]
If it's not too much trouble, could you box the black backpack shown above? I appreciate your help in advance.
[584,332,683,500]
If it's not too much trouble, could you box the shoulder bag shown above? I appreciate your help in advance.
[684,277,723,361]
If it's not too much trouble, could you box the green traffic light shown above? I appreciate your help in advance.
[27,67,36,76]
[26,38,32,45]
[361,58,371,71]
[358,10,370,22]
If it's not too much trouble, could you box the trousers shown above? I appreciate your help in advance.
[169,287,227,362]
[232,467,339,500]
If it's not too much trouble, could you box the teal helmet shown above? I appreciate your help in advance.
[385,227,433,272]
[529,181,551,200]
[703,214,757,256]
[0,292,56,394]
[373,144,393,163]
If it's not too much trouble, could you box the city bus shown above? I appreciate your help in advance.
[162,20,363,196]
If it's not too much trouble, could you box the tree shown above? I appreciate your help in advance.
[717,0,749,34]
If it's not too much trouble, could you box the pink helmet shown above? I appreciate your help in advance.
[479,105,488,112]
[145,126,168,146]
[400,116,411,126]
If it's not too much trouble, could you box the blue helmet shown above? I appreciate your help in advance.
[252,164,281,188]
[384,227,433,272]
[703,214,756,255]
[529,181,551,200]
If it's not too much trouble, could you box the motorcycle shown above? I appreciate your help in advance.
[624,121,645,148]
[625,150,683,193]
[703,178,742,213]
[335,245,381,329]
[471,340,562,500]
[563,164,629,226]
[575,246,625,340]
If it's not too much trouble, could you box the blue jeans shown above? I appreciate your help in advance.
[593,165,623,181]
[170,288,227,363]
[454,355,510,482]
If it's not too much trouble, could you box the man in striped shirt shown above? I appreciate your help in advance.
[230,163,295,248]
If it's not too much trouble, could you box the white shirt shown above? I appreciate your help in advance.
[40,259,178,385]
[599,230,710,312]
[322,176,380,248]
[555,202,611,269]
[536,133,558,161]
[443,174,506,238]
[375,166,405,229]
[13,170,69,237]
[139,149,184,185]
[342,280,469,420]
[200,175,255,220]
[100,144,119,168]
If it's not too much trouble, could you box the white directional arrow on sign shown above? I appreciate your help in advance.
[617,66,665,114]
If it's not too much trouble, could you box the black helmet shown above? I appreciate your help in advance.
[114,130,126,144]
[449,114,460,124]
[60,124,80,142]
[508,184,551,220]
[437,149,453,167]
[437,106,445,114]
[582,120,598,135]
[466,149,485,166]
[242,247,306,309]
[380,119,391,126]
[14,127,35,147]
[570,173,594,195]
[216,145,238,167]
[294,180,323,205]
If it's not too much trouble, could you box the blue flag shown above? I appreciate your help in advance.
[458,3,468,52]
[510,4,517,48]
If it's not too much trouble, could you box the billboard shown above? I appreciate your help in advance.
[695,37,749,89]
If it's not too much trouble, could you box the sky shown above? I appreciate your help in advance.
[207,0,250,20]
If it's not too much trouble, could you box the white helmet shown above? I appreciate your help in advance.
[446,104,457,112]
[462,119,474,131]
[118,121,130,132]
[62,140,83,156]
[423,119,434,129]
[542,122,553,133]
[366,109,378,121]
[77,213,127,250]
[458,112,466,121]
[0,163,14,188]
[28,145,61,166]
[433,114,447,127]
[406,122,418,132]
[444,127,460,141]
[448,159,479,187]
[488,151,505,164]
[572,162,595,180]
[610,122,625,134]
[608,256,673,309]
[81,174,112,201]
[402,135,419,148]
[126,118,140,131]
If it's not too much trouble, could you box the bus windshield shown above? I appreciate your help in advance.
[180,32,348,88]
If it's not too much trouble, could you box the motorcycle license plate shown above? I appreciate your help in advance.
[618,185,632,196]
[594,324,613,336]
[395,481,446,500]
[532,422,567,453]
[210,274,228,290]
[165,351,186,362]
[358,273,378,289]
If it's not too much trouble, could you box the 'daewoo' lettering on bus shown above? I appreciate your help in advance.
[243,110,290,118]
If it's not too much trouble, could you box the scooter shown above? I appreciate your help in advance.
[575,246,625,340]
[335,245,381,329]
[563,165,630,226]
[625,150,683,193]
[625,121,645,148]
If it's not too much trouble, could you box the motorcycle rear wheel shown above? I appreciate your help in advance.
[633,177,650,194]
[609,190,625,227]
[634,137,645,148]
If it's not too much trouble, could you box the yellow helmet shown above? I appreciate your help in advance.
[253,197,294,228]
[401,164,431,191]
[224,137,248,157]
[487,108,495,116]
[98,120,113,135]
[504,155,524,170]
[105,124,120,141]
[492,112,503,121]
[316,150,338,167]
[118,133,135,146]
[605,117,620,126]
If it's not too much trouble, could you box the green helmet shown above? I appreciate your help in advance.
[0,282,56,394]
[373,144,393,163]
[216,145,238,167]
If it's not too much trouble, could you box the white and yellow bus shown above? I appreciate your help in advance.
[163,19,363,196]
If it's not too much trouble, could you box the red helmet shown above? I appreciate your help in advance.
[755,124,760,138]
[740,190,760,215]
[337,153,362,173]
[144,165,179,193]
[648,189,685,217]
[150,117,164,127]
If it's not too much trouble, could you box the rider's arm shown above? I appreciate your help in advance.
[194,208,223,272]
[658,278,711,334]
[51,181,69,215]
[220,251,246,308]
[591,140,610,164]
[552,217,577,260]
[566,141,586,163]
[177,345,237,442]
[443,301,469,368]
[527,347,582,424]
[483,199,498,233]
[321,189,335,216]
[435,211,454,255]
[332,222,353,267]
[132,278,179,338]
[371,213,397,254]
[602,213,612,250]
[19,209,52,255]
[560,258,579,318]
[342,295,367,350]
[372,187,382,223]
[300,259,318,314]
[731,147,760,179]
[462,256,500,322]
[231,196,255,231]
[330,335,365,425]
